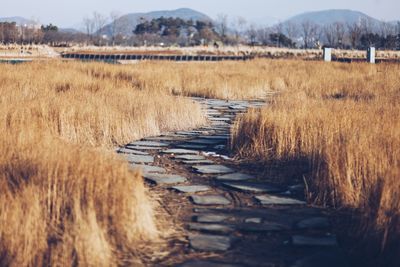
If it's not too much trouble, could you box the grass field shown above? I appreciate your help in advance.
[1,59,399,266]
[230,60,400,266]
[0,61,206,266]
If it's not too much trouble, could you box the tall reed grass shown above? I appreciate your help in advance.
[0,60,206,266]
[231,60,400,266]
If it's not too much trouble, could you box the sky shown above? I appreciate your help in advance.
[1,0,399,28]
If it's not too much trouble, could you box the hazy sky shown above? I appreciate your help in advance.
[2,0,399,28]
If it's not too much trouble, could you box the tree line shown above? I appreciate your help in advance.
[1,11,399,50]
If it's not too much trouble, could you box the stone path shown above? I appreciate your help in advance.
[116,98,350,267]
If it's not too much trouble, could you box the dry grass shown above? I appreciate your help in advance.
[231,60,400,265]
[0,60,206,266]
[65,45,400,59]
[85,60,273,99]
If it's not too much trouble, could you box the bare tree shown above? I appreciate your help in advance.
[93,12,108,36]
[109,11,121,46]
[379,21,396,38]
[301,20,319,48]
[231,16,247,45]
[216,14,228,41]
[256,27,270,45]
[246,24,258,45]
[285,22,298,45]
[333,22,345,48]
[323,23,335,47]
[347,22,362,49]
[83,16,95,42]
[272,23,284,47]
[360,17,375,35]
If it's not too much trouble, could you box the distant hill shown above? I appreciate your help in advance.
[100,8,212,36]
[0,16,37,26]
[283,9,381,27]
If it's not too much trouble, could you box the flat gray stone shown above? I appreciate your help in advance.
[130,164,166,174]
[188,139,223,145]
[176,144,207,150]
[118,148,149,155]
[189,234,231,252]
[193,165,234,174]
[129,141,169,147]
[198,135,229,140]
[125,154,154,164]
[183,160,215,165]
[189,223,234,234]
[229,105,247,110]
[292,235,338,247]
[144,173,187,185]
[178,260,240,267]
[126,145,163,150]
[255,195,306,205]
[245,218,262,224]
[216,172,254,181]
[191,195,231,206]
[175,131,200,136]
[162,149,198,155]
[171,185,211,193]
[296,217,330,229]
[174,154,206,161]
[195,214,229,223]
[222,182,282,194]
[145,136,188,141]
[209,117,231,121]
[239,222,289,232]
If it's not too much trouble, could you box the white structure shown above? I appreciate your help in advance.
[367,47,376,64]
[323,48,332,62]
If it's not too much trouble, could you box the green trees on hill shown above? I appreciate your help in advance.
[133,17,219,45]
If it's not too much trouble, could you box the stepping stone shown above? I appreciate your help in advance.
[178,260,241,267]
[183,160,215,165]
[195,214,229,223]
[144,173,187,185]
[171,185,211,193]
[129,141,169,147]
[187,139,223,145]
[255,195,306,205]
[189,223,234,234]
[191,195,231,206]
[222,182,282,194]
[176,131,200,136]
[198,135,229,140]
[176,144,207,150]
[126,145,162,150]
[209,117,231,121]
[189,234,231,252]
[193,165,234,174]
[216,173,254,181]
[211,122,230,127]
[239,222,290,232]
[145,136,188,141]
[292,235,338,247]
[229,105,247,110]
[244,218,262,224]
[296,217,330,230]
[118,148,149,155]
[162,149,198,155]
[131,164,166,174]
[174,154,206,161]
[125,154,154,164]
